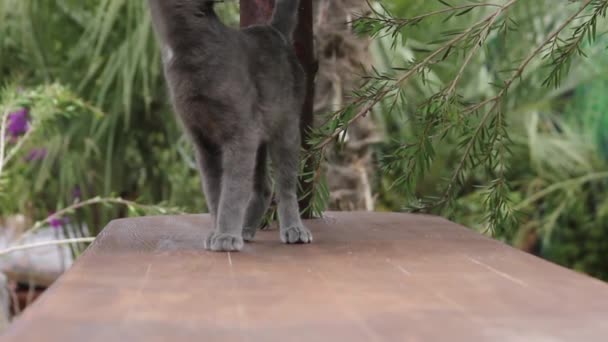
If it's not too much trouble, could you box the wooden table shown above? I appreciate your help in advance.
[4,212,608,341]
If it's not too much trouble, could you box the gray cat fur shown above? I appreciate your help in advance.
[147,0,312,251]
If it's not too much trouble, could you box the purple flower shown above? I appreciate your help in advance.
[48,212,69,230]
[49,217,62,229]
[25,148,47,162]
[72,186,82,201]
[6,108,29,138]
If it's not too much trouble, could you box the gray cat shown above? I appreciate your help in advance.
[147,0,313,251]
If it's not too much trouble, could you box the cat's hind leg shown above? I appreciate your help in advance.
[242,143,272,242]
[270,128,313,244]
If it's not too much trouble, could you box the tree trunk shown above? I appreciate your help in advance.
[240,0,317,217]
[313,0,380,211]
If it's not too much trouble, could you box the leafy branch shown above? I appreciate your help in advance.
[307,0,608,232]
[312,1,518,152]
[447,0,595,201]
[544,0,608,87]
[16,196,186,244]
[0,237,96,257]
[356,0,504,39]
[0,195,186,257]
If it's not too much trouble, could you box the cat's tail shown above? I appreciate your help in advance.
[270,0,301,40]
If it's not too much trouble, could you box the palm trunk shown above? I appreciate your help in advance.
[313,0,380,211]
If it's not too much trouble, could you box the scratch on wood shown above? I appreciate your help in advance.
[133,264,152,299]
[386,258,411,276]
[226,252,249,341]
[396,265,411,276]
[467,256,528,287]
[435,292,466,312]
[143,264,152,283]
[123,264,152,323]
[434,292,484,325]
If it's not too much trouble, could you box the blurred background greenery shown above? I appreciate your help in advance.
[1,0,607,287]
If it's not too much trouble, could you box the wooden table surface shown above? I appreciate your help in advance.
[4,212,608,341]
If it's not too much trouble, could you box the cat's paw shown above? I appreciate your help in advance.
[280,225,313,244]
[242,227,257,242]
[204,232,244,252]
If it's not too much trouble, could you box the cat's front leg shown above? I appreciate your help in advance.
[204,141,258,252]
[193,137,222,226]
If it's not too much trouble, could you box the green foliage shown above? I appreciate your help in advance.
[327,0,608,279]
[0,84,102,216]
[0,1,240,234]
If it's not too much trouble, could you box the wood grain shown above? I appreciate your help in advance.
[4,212,608,341]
